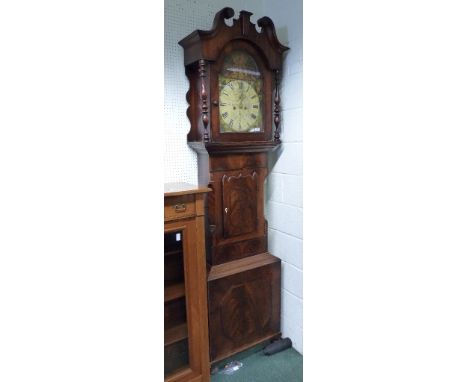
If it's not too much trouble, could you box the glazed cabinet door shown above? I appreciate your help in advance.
[164,227,190,378]
[164,219,210,382]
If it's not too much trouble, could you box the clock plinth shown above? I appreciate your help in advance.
[179,8,288,363]
[207,252,281,364]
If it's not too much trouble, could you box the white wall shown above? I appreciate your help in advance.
[263,0,303,354]
[164,0,303,354]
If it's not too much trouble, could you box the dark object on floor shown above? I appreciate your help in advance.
[263,337,292,356]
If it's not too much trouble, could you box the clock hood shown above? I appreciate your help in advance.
[178,7,289,71]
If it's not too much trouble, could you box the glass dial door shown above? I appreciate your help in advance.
[218,50,263,133]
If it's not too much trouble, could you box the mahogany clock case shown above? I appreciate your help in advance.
[179,8,289,363]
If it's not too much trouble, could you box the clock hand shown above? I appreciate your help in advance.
[236,90,243,130]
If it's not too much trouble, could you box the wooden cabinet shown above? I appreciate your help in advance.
[164,183,210,382]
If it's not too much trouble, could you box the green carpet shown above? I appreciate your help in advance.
[211,345,303,382]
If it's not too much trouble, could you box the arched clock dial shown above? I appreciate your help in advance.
[219,79,260,133]
[218,49,264,134]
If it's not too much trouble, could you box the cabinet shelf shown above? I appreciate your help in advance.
[165,283,185,302]
[165,249,183,257]
[165,323,188,347]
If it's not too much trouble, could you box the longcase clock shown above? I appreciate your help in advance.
[179,7,289,364]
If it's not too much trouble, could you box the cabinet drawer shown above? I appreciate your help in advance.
[164,195,195,221]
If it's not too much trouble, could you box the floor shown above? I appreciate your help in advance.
[211,345,303,382]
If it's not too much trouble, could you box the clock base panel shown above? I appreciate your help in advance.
[207,252,281,363]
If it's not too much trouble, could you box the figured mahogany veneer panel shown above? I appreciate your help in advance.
[222,171,258,238]
[209,153,267,172]
[211,236,267,265]
[207,253,281,362]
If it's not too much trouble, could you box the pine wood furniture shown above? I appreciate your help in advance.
[164,183,210,382]
[179,8,288,363]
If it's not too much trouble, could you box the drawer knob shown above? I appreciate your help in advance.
[174,204,186,213]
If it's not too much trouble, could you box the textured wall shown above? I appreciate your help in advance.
[164,0,263,184]
[264,0,303,354]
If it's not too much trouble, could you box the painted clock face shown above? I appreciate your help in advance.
[218,50,263,133]
[219,80,260,133]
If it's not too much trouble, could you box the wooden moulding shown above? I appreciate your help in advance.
[164,182,211,197]
[178,7,288,70]
[188,141,280,155]
[208,252,278,281]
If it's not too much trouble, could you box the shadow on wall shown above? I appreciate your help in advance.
[268,144,283,174]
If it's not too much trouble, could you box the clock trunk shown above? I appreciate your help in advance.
[200,150,281,363]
